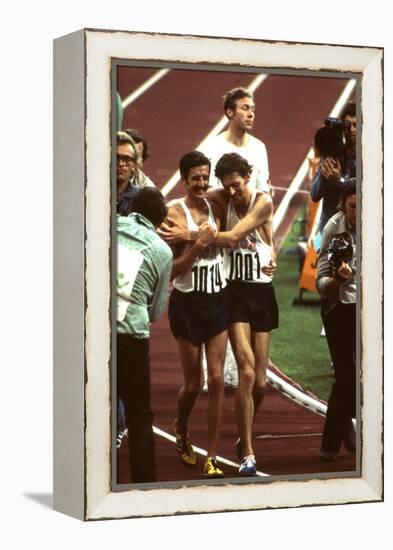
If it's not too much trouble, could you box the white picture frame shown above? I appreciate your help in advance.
[53,28,383,521]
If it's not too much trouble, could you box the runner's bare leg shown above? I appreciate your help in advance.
[230,322,255,457]
[205,330,228,457]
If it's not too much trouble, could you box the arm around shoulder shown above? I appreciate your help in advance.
[158,203,199,244]
[214,193,273,248]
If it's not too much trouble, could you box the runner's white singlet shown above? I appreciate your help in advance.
[173,199,226,293]
[223,190,273,283]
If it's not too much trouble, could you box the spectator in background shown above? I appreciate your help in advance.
[202,87,270,193]
[316,179,357,461]
[201,87,271,388]
[116,131,156,449]
[124,128,150,167]
[116,131,141,448]
[117,131,155,217]
[310,101,356,234]
[117,187,173,483]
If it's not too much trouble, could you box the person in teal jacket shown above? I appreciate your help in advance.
[117,187,172,483]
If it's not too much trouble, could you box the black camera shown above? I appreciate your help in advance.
[328,232,353,270]
[314,117,349,158]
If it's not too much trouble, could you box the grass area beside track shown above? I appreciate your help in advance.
[270,204,333,402]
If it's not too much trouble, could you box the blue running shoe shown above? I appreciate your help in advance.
[239,455,257,476]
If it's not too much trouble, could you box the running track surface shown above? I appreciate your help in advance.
[116,66,357,484]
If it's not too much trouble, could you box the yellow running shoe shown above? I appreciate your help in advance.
[173,418,197,466]
[203,457,224,478]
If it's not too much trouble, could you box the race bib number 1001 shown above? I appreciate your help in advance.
[228,250,261,281]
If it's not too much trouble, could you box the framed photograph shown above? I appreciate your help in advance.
[53,29,383,520]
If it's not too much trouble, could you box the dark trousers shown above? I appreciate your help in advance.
[117,333,156,483]
[321,302,356,452]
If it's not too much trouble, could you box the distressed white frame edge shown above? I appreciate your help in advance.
[53,29,86,521]
[53,28,383,521]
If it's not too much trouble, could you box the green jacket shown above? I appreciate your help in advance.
[117,213,173,338]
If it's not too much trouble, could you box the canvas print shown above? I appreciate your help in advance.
[53,28,383,520]
[114,64,359,487]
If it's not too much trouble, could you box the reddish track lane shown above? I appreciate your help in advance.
[120,68,257,192]
[117,67,160,99]
[252,74,347,196]
[116,67,357,484]
[119,68,348,203]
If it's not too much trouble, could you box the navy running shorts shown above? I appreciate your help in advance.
[227,280,279,332]
[168,287,230,345]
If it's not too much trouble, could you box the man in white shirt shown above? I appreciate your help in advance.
[201,87,271,387]
[202,87,270,193]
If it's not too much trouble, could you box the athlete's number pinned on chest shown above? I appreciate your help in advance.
[228,250,261,281]
[192,263,223,293]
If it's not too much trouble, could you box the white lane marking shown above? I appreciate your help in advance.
[273,79,357,233]
[153,425,268,477]
[121,68,170,110]
[309,200,323,243]
[273,186,310,196]
[273,154,314,233]
[329,79,358,118]
[161,73,268,197]
[256,433,322,439]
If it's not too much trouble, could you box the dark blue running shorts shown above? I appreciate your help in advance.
[168,287,230,345]
[227,280,279,332]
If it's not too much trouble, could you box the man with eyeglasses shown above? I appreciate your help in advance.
[116,131,156,451]
[117,187,173,483]
[117,131,155,216]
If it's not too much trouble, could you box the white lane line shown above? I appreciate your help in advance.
[309,200,323,242]
[256,433,322,440]
[329,79,358,118]
[153,425,268,477]
[161,73,269,197]
[273,186,310,196]
[273,79,357,234]
[272,154,314,233]
[121,68,170,110]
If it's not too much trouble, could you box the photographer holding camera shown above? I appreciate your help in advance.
[311,102,356,234]
[316,179,356,461]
